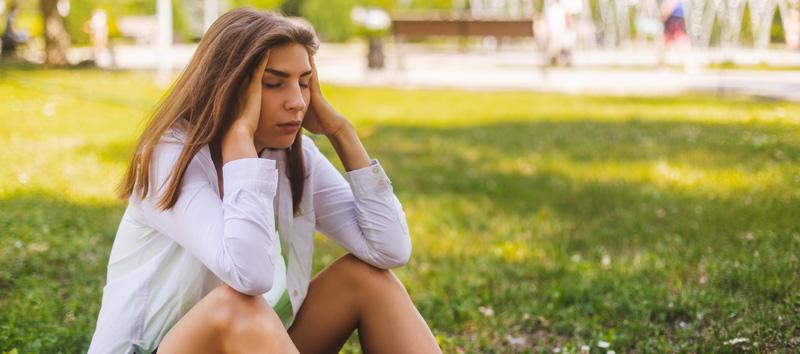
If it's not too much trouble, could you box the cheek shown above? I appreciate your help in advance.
[259,90,279,123]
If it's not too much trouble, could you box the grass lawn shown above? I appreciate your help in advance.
[1,67,799,353]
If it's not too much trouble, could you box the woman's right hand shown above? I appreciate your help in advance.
[222,51,271,163]
[232,50,271,136]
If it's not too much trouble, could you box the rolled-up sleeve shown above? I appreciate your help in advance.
[312,153,412,269]
[136,143,279,296]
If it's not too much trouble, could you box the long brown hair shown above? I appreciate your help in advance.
[118,8,319,214]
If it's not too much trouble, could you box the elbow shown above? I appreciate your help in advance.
[228,270,273,296]
[229,278,272,296]
[390,246,412,268]
[217,238,276,296]
[378,233,412,269]
[388,210,413,268]
[395,237,413,266]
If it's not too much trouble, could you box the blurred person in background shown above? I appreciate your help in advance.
[658,0,693,70]
[784,4,800,50]
[83,8,111,67]
[1,0,28,59]
[541,0,579,66]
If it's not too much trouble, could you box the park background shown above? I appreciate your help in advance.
[2,0,800,352]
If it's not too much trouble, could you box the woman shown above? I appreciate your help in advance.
[88,8,441,354]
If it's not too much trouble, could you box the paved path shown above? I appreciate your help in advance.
[101,42,800,101]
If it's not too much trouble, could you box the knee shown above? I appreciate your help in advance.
[204,284,284,334]
[334,254,406,294]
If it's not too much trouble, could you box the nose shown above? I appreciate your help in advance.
[284,84,306,112]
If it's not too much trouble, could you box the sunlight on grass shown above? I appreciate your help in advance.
[492,155,795,197]
[329,86,800,127]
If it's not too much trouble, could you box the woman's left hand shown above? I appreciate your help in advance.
[303,55,351,137]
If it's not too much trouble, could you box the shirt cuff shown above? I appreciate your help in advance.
[222,158,278,194]
[346,159,392,199]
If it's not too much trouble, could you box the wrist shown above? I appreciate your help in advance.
[324,120,354,141]
[325,122,370,171]
[222,124,257,163]
[226,121,255,138]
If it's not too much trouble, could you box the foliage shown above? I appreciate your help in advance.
[232,0,285,10]
[299,0,359,42]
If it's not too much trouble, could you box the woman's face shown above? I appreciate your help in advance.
[254,43,312,150]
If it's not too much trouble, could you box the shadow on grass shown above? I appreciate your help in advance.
[0,192,124,353]
[354,119,800,251]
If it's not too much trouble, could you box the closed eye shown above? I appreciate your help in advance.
[263,81,309,89]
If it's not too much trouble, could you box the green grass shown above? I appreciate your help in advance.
[1,67,799,353]
[705,61,800,72]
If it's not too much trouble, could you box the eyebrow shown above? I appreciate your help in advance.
[264,68,313,78]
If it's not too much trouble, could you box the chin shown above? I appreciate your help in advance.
[261,136,296,150]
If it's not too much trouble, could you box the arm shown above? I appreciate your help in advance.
[137,50,276,296]
[136,143,278,296]
[327,123,370,172]
[301,54,369,173]
[302,55,411,268]
[309,139,412,269]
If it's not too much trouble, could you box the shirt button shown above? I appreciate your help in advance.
[372,167,380,174]
[292,289,299,297]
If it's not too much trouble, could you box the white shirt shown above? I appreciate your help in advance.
[87,121,412,354]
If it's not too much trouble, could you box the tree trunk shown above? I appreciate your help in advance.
[367,36,384,70]
[40,0,70,66]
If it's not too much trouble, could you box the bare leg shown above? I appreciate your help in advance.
[288,253,441,354]
[156,284,299,354]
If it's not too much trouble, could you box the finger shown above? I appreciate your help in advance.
[241,51,270,122]
[308,54,321,93]
[252,50,271,88]
[309,55,316,83]
[257,49,271,73]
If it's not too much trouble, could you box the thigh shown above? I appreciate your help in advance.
[155,286,231,354]
[287,254,364,354]
[157,284,295,354]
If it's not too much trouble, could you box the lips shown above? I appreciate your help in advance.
[276,121,301,134]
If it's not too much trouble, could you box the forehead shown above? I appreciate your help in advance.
[265,43,311,74]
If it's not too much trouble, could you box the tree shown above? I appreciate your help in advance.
[279,0,304,16]
[40,0,71,66]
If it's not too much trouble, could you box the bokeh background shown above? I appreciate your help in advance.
[1,0,799,353]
